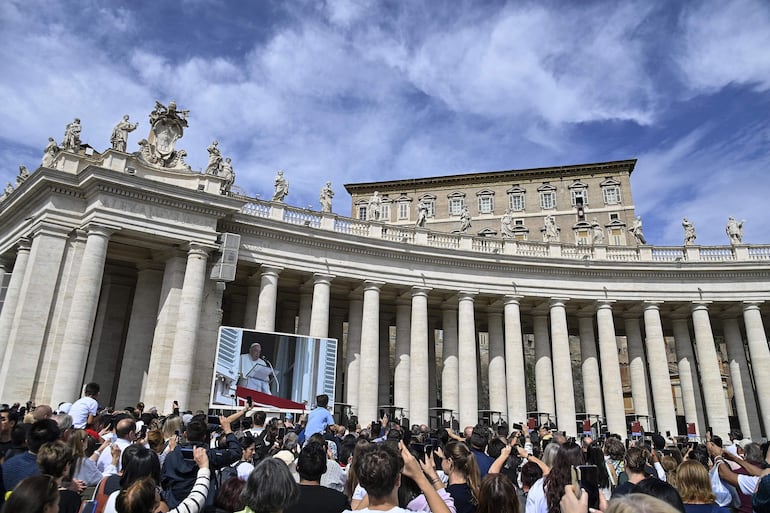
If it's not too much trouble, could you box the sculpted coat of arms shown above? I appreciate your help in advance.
[137,100,191,170]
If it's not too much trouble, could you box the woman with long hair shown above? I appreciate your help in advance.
[68,428,110,485]
[526,441,584,513]
[676,460,730,513]
[441,440,481,513]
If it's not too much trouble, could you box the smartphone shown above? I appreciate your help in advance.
[181,447,195,461]
[246,396,253,407]
[139,425,148,439]
[277,427,286,439]
[370,421,380,435]
[577,465,600,510]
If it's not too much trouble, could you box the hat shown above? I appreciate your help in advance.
[182,413,193,425]
[57,402,72,414]
[273,450,296,467]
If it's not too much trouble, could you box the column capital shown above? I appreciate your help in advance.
[260,264,284,277]
[691,301,711,312]
[186,242,211,258]
[32,221,72,240]
[16,237,32,252]
[742,301,764,312]
[363,280,385,291]
[410,286,431,298]
[643,301,663,311]
[503,295,523,305]
[312,273,335,285]
[457,290,477,302]
[549,298,569,308]
[596,300,615,310]
[83,223,117,238]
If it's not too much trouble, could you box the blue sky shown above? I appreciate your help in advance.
[1,0,769,246]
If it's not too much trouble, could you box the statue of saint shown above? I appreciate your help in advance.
[219,157,235,194]
[42,137,59,167]
[459,206,471,233]
[16,165,29,186]
[4,183,13,195]
[62,118,82,151]
[205,140,223,175]
[629,216,646,244]
[682,217,696,246]
[415,200,428,228]
[110,115,138,152]
[500,209,515,237]
[543,214,559,242]
[726,217,744,245]
[591,219,604,245]
[367,191,382,221]
[272,170,289,202]
[319,181,334,213]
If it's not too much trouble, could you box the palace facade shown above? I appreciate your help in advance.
[0,113,768,441]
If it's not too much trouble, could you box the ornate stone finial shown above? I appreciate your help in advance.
[110,115,138,152]
[205,140,222,175]
[726,216,745,245]
[320,181,334,213]
[682,217,696,246]
[591,218,604,245]
[272,170,289,202]
[367,191,382,221]
[220,157,235,195]
[416,199,429,228]
[629,215,646,244]
[543,214,559,242]
[42,137,60,167]
[62,118,82,151]
[459,205,471,233]
[139,100,190,169]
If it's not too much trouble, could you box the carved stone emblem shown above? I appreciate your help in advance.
[137,100,191,170]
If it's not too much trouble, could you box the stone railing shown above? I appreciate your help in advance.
[239,200,770,263]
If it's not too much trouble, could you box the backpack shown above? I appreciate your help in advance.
[216,460,246,486]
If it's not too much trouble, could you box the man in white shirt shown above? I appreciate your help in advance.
[240,343,273,394]
[97,417,136,472]
[69,382,100,429]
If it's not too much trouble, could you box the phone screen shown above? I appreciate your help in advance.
[277,427,286,439]
[577,465,600,510]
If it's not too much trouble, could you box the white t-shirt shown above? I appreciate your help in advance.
[69,396,98,429]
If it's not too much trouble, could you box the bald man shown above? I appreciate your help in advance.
[97,417,136,473]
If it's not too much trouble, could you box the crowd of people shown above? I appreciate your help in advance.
[1,383,769,513]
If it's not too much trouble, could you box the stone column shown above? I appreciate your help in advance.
[309,274,334,338]
[242,272,261,329]
[550,299,576,436]
[330,306,346,402]
[143,251,186,410]
[409,287,431,426]
[578,313,603,419]
[596,301,626,437]
[722,316,761,439]
[487,307,507,419]
[457,291,478,428]
[393,298,411,412]
[165,244,210,410]
[378,315,392,407]
[345,294,363,411]
[441,302,459,418]
[624,315,650,422]
[0,227,68,404]
[278,301,297,334]
[358,281,383,424]
[742,302,770,435]
[503,296,526,426]
[255,266,282,332]
[0,239,31,365]
[533,314,555,419]
[297,286,312,336]
[114,264,163,406]
[428,318,439,411]
[672,317,706,435]
[642,302,677,436]
[691,303,730,439]
[53,224,114,405]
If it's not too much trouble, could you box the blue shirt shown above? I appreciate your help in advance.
[305,407,335,438]
[3,451,39,491]
[471,447,494,477]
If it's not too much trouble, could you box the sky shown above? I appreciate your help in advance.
[1,0,769,246]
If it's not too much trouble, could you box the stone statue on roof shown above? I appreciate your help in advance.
[543,214,559,242]
[16,165,29,186]
[682,217,696,246]
[110,115,138,153]
[500,209,514,237]
[368,191,382,221]
[591,218,604,245]
[416,200,428,228]
[205,140,223,175]
[272,170,289,202]
[220,157,235,195]
[459,206,471,233]
[62,118,82,151]
[320,181,334,213]
[42,137,59,167]
[726,217,744,245]
[138,100,190,169]
[629,216,646,245]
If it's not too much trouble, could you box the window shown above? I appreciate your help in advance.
[381,203,391,222]
[514,219,524,226]
[540,191,555,210]
[610,227,624,245]
[571,188,587,207]
[478,195,493,214]
[575,229,591,245]
[603,186,621,205]
[609,213,619,221]
[358,206,367,220]
[447,192,466,216]
[425,201,435,217]
[509,193,525,211]
[398,201,409,220]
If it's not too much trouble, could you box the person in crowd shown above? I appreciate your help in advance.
[527,442,584,513]
[104,446,162,513]
[304,395,335,440]
[68,428,110,485]
[634,477,686,513]
[204,476,245,513]
[0,407,17,461]
[98,418,137,473]
[94,444,140,512]
[239,343,273,394]
[36,440,82,513]
[342,441,451,513]
[162,414,241,508]
[306,433,347,492]
[345,438,370,507]
[518,461,544,513]
[3,418,60,491]
[605,437,626,490]
[477,473,519,513]
[238,458,299,513]
[32,405,54,422]
[612,447,651,498]
[441,440,481,513]
[1,474,59,513]
[225,434,255,481]
[285,441,349,513]
[676,459,730,513]
[584,445,612,500]
[467,425,494,478]
[70,382,100,429]
[561,488,679,513]
[707,440,770,498]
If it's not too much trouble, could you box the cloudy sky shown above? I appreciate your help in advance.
[1,0,769,246]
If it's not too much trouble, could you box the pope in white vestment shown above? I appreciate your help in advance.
[240,342,273,394]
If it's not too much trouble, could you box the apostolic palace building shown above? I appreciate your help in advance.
[0,102,768,442]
